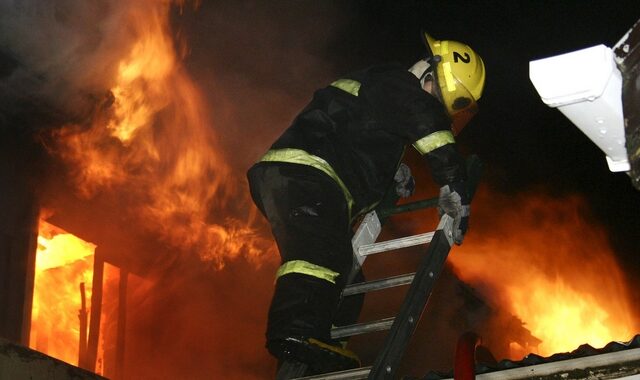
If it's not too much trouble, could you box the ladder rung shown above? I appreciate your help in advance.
[296,366,372,380]
[343,273,415,296]
[331,317,395,339]
[358,231,434,256]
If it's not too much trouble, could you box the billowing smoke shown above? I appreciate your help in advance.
[172,1,352,171]
[0,0,132,128]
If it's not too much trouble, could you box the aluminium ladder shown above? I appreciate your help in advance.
[277,155,482,380]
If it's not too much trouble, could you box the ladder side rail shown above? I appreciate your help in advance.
[368,156,483,379]
[367,215,455,380]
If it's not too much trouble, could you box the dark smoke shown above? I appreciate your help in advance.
[173,1,353,172]
[0,0,136,130]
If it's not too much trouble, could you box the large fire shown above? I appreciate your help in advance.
[27,1,274,377]
[50,0,268,268]
[449,189,638,358]
[31,220,96,367]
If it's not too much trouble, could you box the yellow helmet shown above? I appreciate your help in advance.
[423,32,486,134]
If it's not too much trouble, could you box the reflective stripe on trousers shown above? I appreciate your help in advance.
[276,260,340,284]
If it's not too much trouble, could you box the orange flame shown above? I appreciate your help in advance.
[31,220,96,366]
[50,1,271,268]
[449,189,638,358]
[107,28,175,143]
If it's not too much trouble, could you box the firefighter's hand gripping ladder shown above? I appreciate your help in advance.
[277,155,483,380]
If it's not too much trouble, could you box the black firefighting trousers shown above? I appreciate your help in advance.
[247,162,364,350]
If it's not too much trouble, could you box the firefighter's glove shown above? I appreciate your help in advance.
[394,163,415,198]
[438,182,470,245]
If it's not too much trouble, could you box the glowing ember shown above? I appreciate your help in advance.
[449,189,638,358]
[30,220,96,366]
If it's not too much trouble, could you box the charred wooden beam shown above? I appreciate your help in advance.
[615,17,640,189]
[115,269,129,380]
[84,252,104,372]
[0,129,41,345]
[78,282,88,369]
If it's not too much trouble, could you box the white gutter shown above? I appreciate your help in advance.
[529,45,630,172]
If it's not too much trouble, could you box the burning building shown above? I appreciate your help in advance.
[1,1,639,380]
[0,0,275,378]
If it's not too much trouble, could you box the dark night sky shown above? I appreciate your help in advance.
[334,0,640,190]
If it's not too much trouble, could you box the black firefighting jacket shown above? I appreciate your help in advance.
[257,63,467,220]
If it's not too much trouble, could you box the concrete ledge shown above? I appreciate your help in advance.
[0,338,106,380]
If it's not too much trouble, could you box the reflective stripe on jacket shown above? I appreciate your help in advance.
[255,63,465,219]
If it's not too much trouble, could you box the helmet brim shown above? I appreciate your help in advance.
[422,32,438,58]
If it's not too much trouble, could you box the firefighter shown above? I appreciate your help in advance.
[247,32,485,374]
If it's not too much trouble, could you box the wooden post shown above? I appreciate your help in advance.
[615,17,640,189]
[78,282,88,368]
[0,119,43,346]
[0,209,38,345]
[85,252,104,371]
[115,269,128,380]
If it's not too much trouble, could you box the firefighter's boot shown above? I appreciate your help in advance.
[270,336,360,375]
[266,273,359,374]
